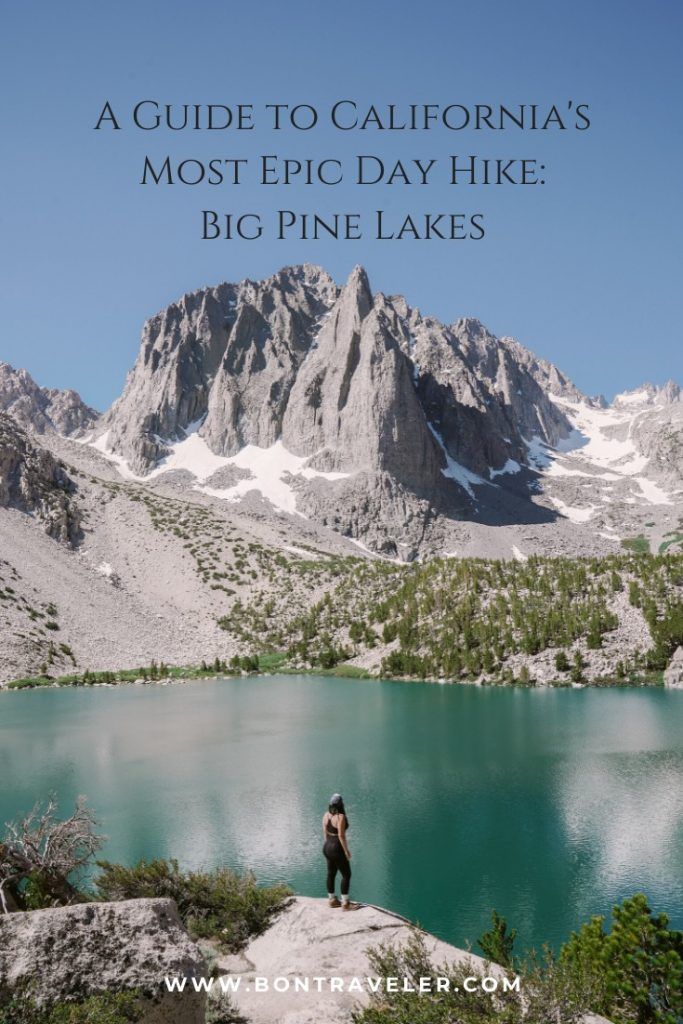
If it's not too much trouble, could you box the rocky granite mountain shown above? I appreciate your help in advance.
[0,269,679,683]
[92,264,682,556]
[0,361,98,436]
[101,264,575,476]
[0,413,80,544]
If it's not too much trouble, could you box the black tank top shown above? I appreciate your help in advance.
[325,813,347,836]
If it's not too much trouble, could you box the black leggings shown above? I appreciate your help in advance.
[324,841,351,896]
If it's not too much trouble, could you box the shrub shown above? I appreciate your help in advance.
[354,895,683,1024]
[622,535,651,555]
[95,859,291,951]
[0,992,142,1024]
[1,796,103,912]
[349,621,365,643]
[352,931,525,1024]
[206,999,248,1024]
[570,650,585,683]
[554,650,570,673]
[559,893,683,1024]
[646,602,683,670]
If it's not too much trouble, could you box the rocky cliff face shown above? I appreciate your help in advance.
[96,266,575,552]
[90,265,681,556]
[103,264,338,474]
[0,413,80,544]
[0,362,97,436]
[614,383,683,488]
[102,266,575,482]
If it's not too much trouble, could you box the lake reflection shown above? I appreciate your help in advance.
[1,676,682,951]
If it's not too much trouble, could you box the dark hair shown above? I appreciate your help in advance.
[328,798,349,827]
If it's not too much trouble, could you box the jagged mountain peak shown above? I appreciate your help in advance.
[451,316,491,337]
[140,264,338,347]
[85,265,681,556]
[612,380,681,408]
[345,262,372,291]
[0,361,98,437]
[494,336,586,404]
[95,265,582,513]
[333,264,374,328]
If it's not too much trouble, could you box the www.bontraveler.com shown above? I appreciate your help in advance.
[165,973,521,995]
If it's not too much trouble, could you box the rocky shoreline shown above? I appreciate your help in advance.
[2,656,680,692]
[0,896,615,1024]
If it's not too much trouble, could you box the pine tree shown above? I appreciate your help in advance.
[477,910,517,969]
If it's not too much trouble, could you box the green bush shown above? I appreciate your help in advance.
[0,992,142,1024]
[354,895,683,1024]
[646,602,683,670]
[554,650,570,673]
[206,999,249,1024]
[570,650,585,683]
[559,893,683,1024]
[621,535,651,555]
[352,931,525,1024]
[95,858,291,950]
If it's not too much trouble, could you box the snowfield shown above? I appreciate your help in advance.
[90,427,350,517]
[532,395,677,519]
[85,384,679,538]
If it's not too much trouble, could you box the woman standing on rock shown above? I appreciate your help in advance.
[323,793,357,910]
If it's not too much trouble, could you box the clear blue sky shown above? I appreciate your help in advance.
[1,0,681,410]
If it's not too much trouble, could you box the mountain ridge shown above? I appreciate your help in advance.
[0,264,680,561]
[0,261,681,684]
[86,264,682,557]
[0,361,98,437]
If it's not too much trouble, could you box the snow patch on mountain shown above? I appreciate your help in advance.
[427,424,492,499]
[490,458,521,478]
[635,477,672,505]
[549,497,597,523]
[200,441,350,516]
[552,398,647,472]
[524,435,553,471]
[521,395,677,517]
[90,427,350,517]
[613,389,652,406]
[90,431,137,478]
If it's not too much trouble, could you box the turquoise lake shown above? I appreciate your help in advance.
[1,675,682,953]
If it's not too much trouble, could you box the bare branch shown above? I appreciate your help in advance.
[1,794,105,913]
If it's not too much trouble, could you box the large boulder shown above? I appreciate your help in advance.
[211,896,503,1024]
[664,646,683,688]
[210,896,613,1024]
[0,898,207,1023]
